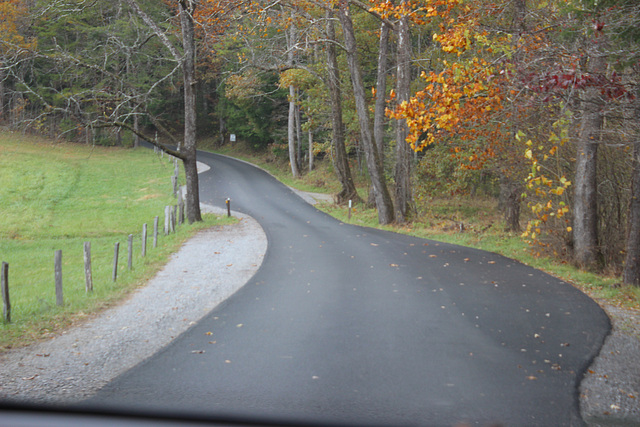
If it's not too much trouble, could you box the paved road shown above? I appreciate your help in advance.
[91,152,610,426]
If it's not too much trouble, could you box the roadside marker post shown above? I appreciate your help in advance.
[226,198,231,217]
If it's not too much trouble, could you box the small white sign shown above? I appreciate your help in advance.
[230,134,236,142]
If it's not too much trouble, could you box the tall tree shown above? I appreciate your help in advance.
[394,9,412,222]
[624,124,640,286]
[325,8,360,204]
[286,14,301,178]
[337,1,394,224]
[123,0,202,222]
[179,0,202,223]
[572,27,607,270]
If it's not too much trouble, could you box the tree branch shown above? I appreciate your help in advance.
[95,120,186,160]
[123,0,183,62]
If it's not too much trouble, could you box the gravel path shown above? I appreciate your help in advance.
[0,204,267,405]
[1,184,639,425]
[580,305,640,426]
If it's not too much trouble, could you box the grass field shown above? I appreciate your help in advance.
[0,133,233,350]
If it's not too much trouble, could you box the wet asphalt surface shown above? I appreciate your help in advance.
[89,152,611,426]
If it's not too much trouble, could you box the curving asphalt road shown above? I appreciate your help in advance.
[90,152,610,426]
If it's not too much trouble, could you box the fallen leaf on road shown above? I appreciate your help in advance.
[191,350,205,354]
[390,263,398,267]
[236,323,243,328]
[429,255,437,258]
[527,376,537,381]
[205,332,213,336]
[22,375,38,380]
[370,243,379,246]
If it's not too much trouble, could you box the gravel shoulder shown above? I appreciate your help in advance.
[0,204,267,405]
[580,304,640,426]
[0,180,638,425]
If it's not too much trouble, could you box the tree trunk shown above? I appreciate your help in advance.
[125,0,202,222]
[573,49,606,270]
[219,115,226,147]
[286,17,300,178]
[337,2,394,224]
[179,0,202,223]
[0,75,4,121]
[373,20,391,167]
[623,100,640,286]
[500,175,521,232]
[308,128,314,172]
[296,92,303,170]
[498,0,526,232]
[325,9,359,205]
[288,85,300,178]
[369,19,392,210]
[133,113,140,148]
[394,13,412,223]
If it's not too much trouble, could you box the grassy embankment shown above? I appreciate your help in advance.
[0,133,233,351]
[207,140,640,311]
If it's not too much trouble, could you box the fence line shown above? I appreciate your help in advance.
[1,158,187,322]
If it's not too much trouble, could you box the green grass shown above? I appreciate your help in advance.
[209,141,640,311]
[0,133,234,350]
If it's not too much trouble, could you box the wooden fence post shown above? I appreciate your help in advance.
[55,250,63,306]
[178,192,185,225]
[172,205,177,231]
[171,175,178,197]
[113,242,120,282]
[142,223,147,257]
[164,206,170,235]
[84,242,93,293]
[153,216,159,248]
[2,262,10,323]
[183,188,189,221]
[127,234,134,270]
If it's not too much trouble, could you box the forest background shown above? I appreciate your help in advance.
[1,0,639,290]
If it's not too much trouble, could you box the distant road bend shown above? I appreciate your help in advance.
[91,151,610,426]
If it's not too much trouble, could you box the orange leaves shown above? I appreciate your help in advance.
[369,0,459,24]
[389,54,505,153]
